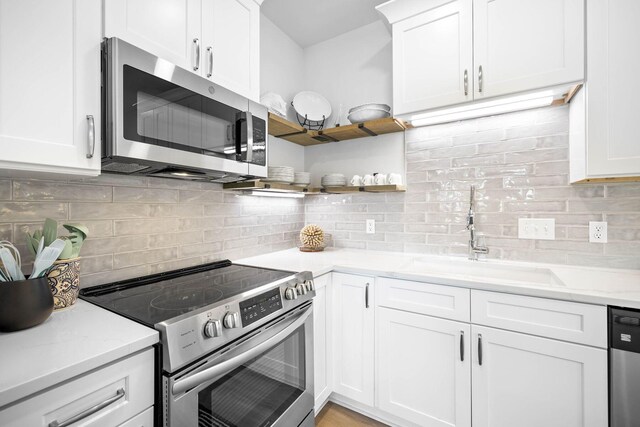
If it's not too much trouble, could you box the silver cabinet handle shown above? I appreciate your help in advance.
[460,331,465,362]
[49,388,125,427]
[478,333,483,366]
[464,69,469,96]
[365,283,370,308]
[86,115,95,159]
[192,38,200,71]
[245,111,253,163]
[206,46,213,78]
[478,65,483,93]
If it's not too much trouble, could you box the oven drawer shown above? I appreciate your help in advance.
[0,348,154,427]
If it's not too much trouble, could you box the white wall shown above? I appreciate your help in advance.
[261,15,403,179]
[303,20,392,126]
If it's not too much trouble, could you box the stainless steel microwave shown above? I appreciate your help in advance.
[102,37,267,181]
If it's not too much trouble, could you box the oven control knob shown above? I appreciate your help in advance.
[304,280,314,292]
[295,283,308,296]
[203,319,221,338]
[223,311,240,329]
[285,287,298,300]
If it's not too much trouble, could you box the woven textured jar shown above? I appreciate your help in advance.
[47,257,80,310]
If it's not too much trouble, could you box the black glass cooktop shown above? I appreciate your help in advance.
[80,261,293,327]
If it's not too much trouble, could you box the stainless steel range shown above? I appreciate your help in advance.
[80,260,315,427]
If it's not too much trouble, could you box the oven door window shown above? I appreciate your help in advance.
[198,325,306,427]
[122,65,245,161]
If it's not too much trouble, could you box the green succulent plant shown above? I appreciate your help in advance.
[25,219,89,260]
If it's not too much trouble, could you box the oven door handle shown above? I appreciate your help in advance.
[172,306,311,396]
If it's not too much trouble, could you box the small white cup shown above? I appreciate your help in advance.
[388,173,403,185]
[374,173,388,185]
[362,174,375,186]
[350,175,363,186]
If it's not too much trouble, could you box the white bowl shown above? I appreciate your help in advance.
[348,103,391,114]
[347,108,391,124]
[292,91,332,122]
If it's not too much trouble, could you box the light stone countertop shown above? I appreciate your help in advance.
[237,248,640,308]
[0,300,158,409]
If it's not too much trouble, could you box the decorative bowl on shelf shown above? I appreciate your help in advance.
[292,91,332,130]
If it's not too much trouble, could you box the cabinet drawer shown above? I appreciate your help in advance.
[471,291,606,348]
[377,277,470,322]
[0,349,154,427]
[118,406,154,427]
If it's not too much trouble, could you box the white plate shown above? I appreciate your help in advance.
[292,91,332,122]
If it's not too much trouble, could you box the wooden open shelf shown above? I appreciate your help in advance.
[268,113,411,146]
[223,180,406,195]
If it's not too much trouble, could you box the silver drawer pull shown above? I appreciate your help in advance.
[464,69,469,96]
[86,115,95,159]
[206,46,213,78]
[49,388,125,427]
[478,65,484,93]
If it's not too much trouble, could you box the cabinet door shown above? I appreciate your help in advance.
[377,308,471,427]
[582,0,640,178]
[392,0,473,114]
[473,0,584,99]
[104,0,202,72]
[313,273,332,412]
[201,0,260,101]
[332,273,375,406]
[0,0,101,176]
[472,326,608,427]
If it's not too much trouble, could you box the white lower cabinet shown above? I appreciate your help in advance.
[0,349,154,427]
[332,272,375,407]
[377,307,471,427]
[313,273,332,412]
[471,325,608,427]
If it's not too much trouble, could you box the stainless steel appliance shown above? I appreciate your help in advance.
[609,306,640,427]
[102,37,267,182]
[80,261,315,427]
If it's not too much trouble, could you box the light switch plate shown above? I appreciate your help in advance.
[518,218,556,240]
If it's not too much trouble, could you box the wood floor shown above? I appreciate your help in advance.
[315,402,388,427]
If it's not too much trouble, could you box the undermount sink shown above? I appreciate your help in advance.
[407,257,565,287]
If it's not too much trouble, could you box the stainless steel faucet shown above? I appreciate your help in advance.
[466,185,489,260]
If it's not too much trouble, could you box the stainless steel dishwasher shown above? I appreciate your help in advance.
[610,307,640,427]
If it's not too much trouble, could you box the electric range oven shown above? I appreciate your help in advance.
[80,260,315,427]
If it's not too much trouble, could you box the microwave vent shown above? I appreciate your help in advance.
[102,162,151,174]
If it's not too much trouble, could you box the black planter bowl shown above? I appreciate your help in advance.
[0,276,54,332]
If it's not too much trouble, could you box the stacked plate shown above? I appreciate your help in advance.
[321,174,347,188]
[293,172,311,187]
[347,103,391,124]
[264,166,294,183]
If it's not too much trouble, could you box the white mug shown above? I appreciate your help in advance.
[374,173,387,185]
[362,174,375,186]
[350,175,363,186]
[388,173,403,185]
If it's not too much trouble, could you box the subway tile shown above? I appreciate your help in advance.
[568,198,640,213]
[534,186,604,200]
[150,203,204,218]
[503,175,568,188]
[367,241,404,252]
[82,235,149,256]
[114,247,178,269]
[504,148,567,164]
[476,164,534,178]
[477,138,538,155]
[179,190,224,204]
[70,203,148,219]
[606,183,640,198]
[0,202,67,222]
[114,218,179,236]
[503,201,566,212]
[150,230,203,248]
[503,120,568,140]
[534,160,569,176]
[452,154,504,168]
[113,187,179,203]
[386,232,425,244]
[178,242,224,258]
[80,255,114,275]
[13,181,112,202]
[0,180,11,200]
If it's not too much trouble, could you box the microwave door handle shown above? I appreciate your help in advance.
[245,112,253,163]
[172,306,311,396]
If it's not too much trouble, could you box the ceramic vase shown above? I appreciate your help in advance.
[47,257,80,310]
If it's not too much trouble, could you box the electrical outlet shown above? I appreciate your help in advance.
[366,219,375,234]
[518,218,556,240]
[589,221,608,243]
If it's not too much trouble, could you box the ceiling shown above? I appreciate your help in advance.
[262,0,388,48]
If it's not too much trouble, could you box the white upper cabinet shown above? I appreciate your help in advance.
[105,0,202,72]
[391,0,473,114]
[377,0,584,116]
[104,0,260,100]
[473,0,584,99]
[569,0,640,182]
[201,0,260,100]
[0,0,102,176]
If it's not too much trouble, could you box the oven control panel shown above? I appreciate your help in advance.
[239,288,282,327]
